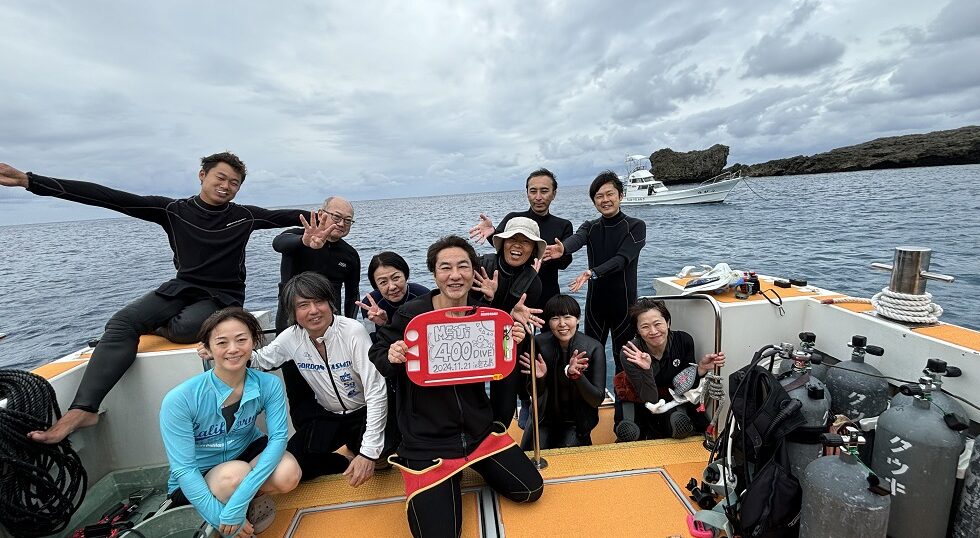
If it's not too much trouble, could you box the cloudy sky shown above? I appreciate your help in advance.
[1,0,978,225]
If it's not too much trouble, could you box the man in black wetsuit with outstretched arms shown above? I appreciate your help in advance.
[546,170,646,373]
[0,153,308,443]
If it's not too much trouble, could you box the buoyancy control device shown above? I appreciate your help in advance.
[690,343,807,538]
[777,342,832,480]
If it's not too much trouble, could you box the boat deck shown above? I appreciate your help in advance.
[263,426,708,537]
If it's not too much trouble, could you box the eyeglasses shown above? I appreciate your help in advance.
[318,210,355,226]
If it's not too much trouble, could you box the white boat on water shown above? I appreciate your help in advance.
[620,154,741,205]
[2,249,978,537]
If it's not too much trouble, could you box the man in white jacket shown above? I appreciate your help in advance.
[243,271,388,487]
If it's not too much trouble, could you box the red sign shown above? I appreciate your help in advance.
[403,306,517,386]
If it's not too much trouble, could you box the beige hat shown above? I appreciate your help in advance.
[492,217,547,260]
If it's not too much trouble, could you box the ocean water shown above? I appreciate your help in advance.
[1,165,978,371]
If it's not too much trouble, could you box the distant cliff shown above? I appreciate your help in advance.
[650,144,729,183]
[733,126,980,177]
[647,126,980,183]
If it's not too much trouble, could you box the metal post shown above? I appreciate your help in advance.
[527,322,548,470]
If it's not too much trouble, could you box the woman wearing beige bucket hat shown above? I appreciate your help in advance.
[473,216,546,427]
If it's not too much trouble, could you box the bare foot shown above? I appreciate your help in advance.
[27,409,99,444]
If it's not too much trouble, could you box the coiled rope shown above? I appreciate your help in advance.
[0,369,87,537]
[823,287,944,324]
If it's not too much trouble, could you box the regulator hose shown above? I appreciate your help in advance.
[0,369,87,537]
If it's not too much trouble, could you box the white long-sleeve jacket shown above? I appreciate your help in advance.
[251,316,387,459]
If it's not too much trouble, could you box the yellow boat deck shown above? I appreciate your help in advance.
[262,408,710,537]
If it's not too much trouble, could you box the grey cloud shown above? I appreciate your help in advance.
[742,1,845,78]
[889,45,980,98]
[743,32,845,77]
[921,0,980,44]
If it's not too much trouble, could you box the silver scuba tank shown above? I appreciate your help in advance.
[953,436,980,538]
[891,358,967,425]
[824,335,889,420]
[872,376,966,538]
[779,343,831,480]
[800,427,890,538]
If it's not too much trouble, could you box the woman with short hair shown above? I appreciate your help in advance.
[520,294,606,449]
[160,308,300,536]
[618,298,725,440]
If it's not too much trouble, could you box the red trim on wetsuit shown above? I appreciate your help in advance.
[389,430,516,505]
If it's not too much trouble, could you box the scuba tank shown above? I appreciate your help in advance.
[891,358,968,425]
[953,436,980,538]
[871,376,967,538]
[778,342,832,480]
[824,335,888,420]
[800,427,890,538]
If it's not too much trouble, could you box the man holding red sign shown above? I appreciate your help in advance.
[369,235,544,538]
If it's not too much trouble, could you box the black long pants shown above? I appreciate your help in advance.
[286,408,368,480]
[405,444,543,538]
[519,421,591,450]
[70,290,222,412]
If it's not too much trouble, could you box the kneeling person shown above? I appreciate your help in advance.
[252,272,388,486]
[521,294,606,449]
[618,298,725,440]
[161,308,300,536]
[369,236,544,538]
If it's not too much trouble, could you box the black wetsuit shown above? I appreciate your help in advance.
[621,331,708,439]
[562,211,646,371]
[521,331,606,449]
[474,253,542,426]
[273,229,361,324]
[25,173,304,412]
[494,209,573,304]
[369,291,543,538]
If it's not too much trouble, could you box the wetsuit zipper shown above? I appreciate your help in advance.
[454,386,467,460]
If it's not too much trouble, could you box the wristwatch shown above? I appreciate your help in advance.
[588,269,597,281]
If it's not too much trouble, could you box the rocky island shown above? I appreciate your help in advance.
[649,126,980,184]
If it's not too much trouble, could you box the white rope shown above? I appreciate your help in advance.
[825,288,943,324]
[871,287,943,323]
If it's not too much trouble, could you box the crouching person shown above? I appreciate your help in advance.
[251,271,389,486]
[520,294,606,449]
[617,298,725,440]
[369,236,544,538]
[161,308,300,537]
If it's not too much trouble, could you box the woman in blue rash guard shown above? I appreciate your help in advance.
[160,308,300,536]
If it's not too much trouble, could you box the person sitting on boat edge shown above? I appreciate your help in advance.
[616,298,725,441]
[161,308,301,537]
[200,271,392,486]
[356,251,430,342]
[368,235,544,538]
[520,294,606,449]
[475,216,546,428]
[274,196,361,325]
[0,153,308,444]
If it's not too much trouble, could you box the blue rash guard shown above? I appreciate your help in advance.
[160,368,288,528]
